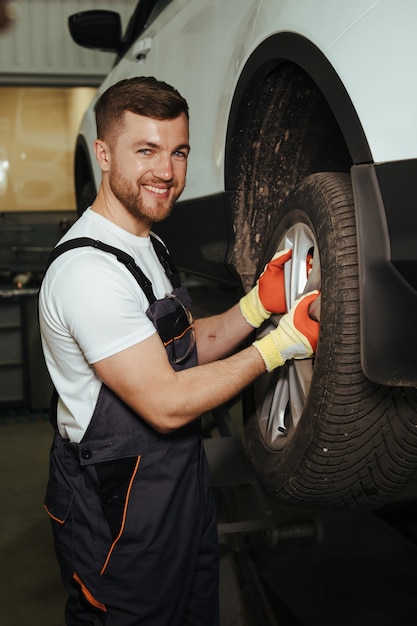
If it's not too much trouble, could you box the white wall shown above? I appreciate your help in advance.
[0,0,137,84]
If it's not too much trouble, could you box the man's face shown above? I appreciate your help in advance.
[105,111,190,227]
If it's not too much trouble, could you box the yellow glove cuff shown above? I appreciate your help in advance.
[253,333,285,372]
[239,286,269,328]
[253,306,317,372]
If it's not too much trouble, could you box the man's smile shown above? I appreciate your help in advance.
[143,184,170,195]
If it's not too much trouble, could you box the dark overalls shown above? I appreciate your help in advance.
[43,236,219,626]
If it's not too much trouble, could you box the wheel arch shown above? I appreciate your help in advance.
[226,32,372,176]
[224,32,370,288]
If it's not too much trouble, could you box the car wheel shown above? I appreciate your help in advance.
[244,172,417,510]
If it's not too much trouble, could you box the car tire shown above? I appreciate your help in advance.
[244,172,417,510]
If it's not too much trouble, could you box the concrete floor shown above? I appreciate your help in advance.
[0,415,66,625]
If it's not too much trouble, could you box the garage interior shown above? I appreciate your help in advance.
[1,2,417,625]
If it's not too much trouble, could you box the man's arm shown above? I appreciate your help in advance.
[92,283,273,434]
[93,291,319,434]
[194,304,255,365]
[93,331,266,434]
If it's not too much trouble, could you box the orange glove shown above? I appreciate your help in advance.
[239,249,292,327]
[253,291,320,372]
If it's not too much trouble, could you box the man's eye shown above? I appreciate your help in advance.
[173,151,188,159]
[138,148,152,155]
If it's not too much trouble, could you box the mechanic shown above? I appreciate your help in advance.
[39,76,319,626]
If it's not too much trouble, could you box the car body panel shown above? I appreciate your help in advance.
[81,0,417,194]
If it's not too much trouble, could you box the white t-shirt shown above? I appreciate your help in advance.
[39,209,173,443]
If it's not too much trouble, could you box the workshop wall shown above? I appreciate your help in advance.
[0,0,136,83]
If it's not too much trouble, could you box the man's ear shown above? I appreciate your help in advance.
[94,139,110,172]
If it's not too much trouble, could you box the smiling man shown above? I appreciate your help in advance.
[39,76,319,625]
[103,110,189,229]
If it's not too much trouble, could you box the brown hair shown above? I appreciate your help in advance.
[95,76,189,140]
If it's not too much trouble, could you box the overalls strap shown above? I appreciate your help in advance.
[149,235,181,289]
[45,234,180,303]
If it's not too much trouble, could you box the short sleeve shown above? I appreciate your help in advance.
[47,250,157,364]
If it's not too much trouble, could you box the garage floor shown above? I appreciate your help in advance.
[1,278,417,625]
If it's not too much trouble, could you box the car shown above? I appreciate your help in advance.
[68,0,417,511]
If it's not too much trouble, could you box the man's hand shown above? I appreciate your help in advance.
[253,291,320,372]
[239,249,292,328]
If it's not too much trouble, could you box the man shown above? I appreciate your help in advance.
[39,76,319,625]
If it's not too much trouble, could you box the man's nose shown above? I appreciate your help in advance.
[153,154,174,180]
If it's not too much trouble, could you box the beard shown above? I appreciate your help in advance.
[109,168,182,225]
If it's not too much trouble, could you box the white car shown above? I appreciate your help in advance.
[69,0,417,510]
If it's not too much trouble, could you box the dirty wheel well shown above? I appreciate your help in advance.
[226,61,352,289]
